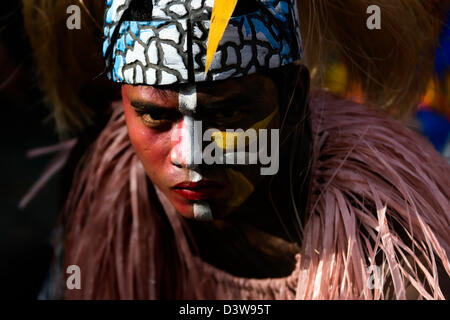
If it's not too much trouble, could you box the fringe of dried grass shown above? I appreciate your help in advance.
[61,94,449,299]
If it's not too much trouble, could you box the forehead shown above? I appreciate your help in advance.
[125,73,276,106]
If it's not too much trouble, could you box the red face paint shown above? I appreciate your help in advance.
[121,73,280,219]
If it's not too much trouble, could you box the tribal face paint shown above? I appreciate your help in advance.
[110,0,300,220]
[121,73,280,220]
[172,84,213,221]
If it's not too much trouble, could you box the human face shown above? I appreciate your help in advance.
[122,74,280,220]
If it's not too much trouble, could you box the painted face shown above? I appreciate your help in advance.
[122,73,280,220]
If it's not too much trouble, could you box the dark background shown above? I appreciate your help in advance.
[0,1,62,299]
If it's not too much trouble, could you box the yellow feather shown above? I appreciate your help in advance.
[205,0,238,76]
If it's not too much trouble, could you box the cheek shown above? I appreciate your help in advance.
[225,169,254,209]
[122,101,171,179]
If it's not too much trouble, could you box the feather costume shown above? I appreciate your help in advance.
[58,90,449,300]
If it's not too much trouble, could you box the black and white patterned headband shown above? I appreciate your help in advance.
[103,0,303,85]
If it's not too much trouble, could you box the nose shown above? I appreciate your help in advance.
[170,115,200,170]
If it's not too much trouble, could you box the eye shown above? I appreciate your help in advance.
[140,112,168,128]
[134,107,179,129]
[215,109,244,123]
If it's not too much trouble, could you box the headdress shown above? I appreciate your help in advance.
[103,0,302,85]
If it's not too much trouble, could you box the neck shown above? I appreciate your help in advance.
[183,147,309,278]
[165,109,312,278]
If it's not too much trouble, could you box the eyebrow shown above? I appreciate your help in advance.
[202,94,252,111]
[130,101,171,111]
[131,94,251,109]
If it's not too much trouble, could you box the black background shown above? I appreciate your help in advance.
[0,1,62,299]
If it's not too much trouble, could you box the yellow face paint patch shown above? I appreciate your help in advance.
[211,108,278,151]
[225,169,255,208]
[205,0,239,76]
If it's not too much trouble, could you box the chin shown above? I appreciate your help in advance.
[170,199,195,219]
[167,191,231,220]
[177,208,195,219]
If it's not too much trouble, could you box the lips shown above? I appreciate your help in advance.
[172,180,223,201]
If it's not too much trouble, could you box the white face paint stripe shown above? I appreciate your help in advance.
[179,84,197,113]
[178,84,212,221]
[178,84,198,169]
[189,170,203,183]
[194,202,213,221]
[180,115,195,168]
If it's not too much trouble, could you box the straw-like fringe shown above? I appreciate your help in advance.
[296,90,449,299]
[63,103,180,299]
[62,92,449,300]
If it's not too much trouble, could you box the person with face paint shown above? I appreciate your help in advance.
[23,0,449,299]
